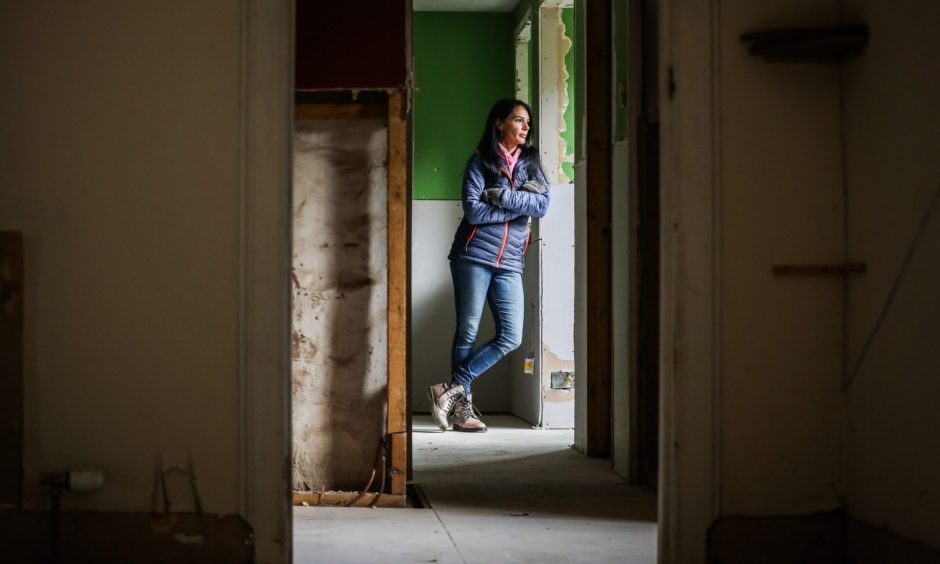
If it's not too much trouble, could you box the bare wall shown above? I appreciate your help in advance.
[841,0,940,549]
[0,2,241,513]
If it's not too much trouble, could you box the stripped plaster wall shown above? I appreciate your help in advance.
[841,0,940,549]
[292,118,388,491]
[0,0,242,514]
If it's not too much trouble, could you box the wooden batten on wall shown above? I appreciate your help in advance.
[386,89,409,499]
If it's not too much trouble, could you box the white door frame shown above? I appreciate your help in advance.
[240,0,294,562]
[658,0,721,562]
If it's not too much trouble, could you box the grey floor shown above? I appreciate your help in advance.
[295,415,657,563]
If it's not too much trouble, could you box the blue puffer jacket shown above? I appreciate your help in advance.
[448,152,551,273]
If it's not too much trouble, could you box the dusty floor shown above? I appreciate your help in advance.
[294,415,657,563]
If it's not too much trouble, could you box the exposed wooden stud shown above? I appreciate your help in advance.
[585,0,613,457]
[295,103,386,120]
[292,491,407,508]
[387,88,409,496]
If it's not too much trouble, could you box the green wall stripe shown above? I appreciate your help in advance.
[413,12,514,200]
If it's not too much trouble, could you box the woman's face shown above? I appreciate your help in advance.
[496,106,531,148]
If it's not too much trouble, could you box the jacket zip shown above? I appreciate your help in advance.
[494,166,514,268]
[464,225,478,251]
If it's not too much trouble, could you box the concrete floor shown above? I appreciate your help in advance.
[295,415,657,563]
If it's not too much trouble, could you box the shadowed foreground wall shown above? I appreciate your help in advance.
[842,0,940,551]
[0,0,241,515]
[0,0,251,558]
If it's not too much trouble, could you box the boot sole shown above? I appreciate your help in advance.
[452,426,487,433]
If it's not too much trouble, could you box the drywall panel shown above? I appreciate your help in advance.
[291,118,388,491]
[841,0,940,549]
[540,184,575,428]
[717,0,845,515]
[0,1,241,513]
[509,215,541,426]
[410,201,511,413]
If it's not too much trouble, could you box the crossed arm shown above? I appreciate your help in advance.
[461,166,551,225]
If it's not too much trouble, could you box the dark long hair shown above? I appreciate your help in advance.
[474,99,545,185]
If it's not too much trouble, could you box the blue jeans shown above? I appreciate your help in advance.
[450,259,524,397]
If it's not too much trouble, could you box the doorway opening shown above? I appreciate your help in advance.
[286,0,664,559]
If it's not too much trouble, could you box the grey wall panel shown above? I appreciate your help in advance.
[410,201,511,413]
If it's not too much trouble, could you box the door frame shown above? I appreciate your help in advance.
[240,0,294,561]
[658,0,721,562]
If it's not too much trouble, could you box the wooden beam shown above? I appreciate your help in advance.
[292,491,407,508]
[585,0,613,457]
[386,88,409,495]
[295,103,386,120]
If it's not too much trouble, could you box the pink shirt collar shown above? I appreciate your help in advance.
[498,143,521,175]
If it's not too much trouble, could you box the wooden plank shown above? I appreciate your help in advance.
[0,231,23,507]
[295,103,386,120]
[585,0,613,457]
[386,88,409,495]
[292,491,407,508]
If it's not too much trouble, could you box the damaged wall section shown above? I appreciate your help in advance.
[292,115,389,492]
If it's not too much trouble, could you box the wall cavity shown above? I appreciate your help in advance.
[292,117,388,492]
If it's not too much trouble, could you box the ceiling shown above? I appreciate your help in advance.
[412,0,520,12]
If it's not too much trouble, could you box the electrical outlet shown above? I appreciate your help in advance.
[550,371,574,389]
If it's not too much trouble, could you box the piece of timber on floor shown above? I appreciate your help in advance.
[292,491,407,508]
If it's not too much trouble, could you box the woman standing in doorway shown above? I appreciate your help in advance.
[427,99,551,432]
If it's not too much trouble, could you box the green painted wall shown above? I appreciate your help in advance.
[413,12,514,200]
[561,8,576,181]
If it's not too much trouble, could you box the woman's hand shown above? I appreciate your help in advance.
[519,180,547,195]
[482,188,504,207]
